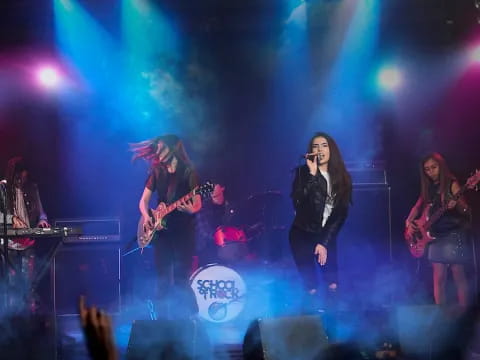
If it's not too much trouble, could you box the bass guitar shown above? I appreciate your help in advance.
[405,170,480,258]
[137,181,214,250]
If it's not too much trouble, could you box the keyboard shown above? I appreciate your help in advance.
[4,227,82,238]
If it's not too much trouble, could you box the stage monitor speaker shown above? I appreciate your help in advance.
[0,314,55,360]
[53,243,120,315]
[126,319,211,360]
[243,315,329,360]
[396,305,468,358]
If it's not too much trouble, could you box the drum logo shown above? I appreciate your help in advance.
[190,265,246,323]
[196,279,240,301]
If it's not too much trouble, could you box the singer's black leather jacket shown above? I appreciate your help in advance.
[290,165,349,247]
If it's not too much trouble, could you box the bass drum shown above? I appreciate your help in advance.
[214,226,249,263]
[190,264,247,323]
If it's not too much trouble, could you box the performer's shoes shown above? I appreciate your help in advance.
[301,292,326,315]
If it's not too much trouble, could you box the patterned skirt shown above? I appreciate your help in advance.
[427,230,472,264]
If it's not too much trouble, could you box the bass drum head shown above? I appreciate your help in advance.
[190,264,247,323]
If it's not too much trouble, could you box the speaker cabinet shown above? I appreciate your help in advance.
[396,305,466,358]
[126,319,211,360]
[53,244,120,315]
[337,185,392,307]
[0,314,55,360]
[243,315,329,360]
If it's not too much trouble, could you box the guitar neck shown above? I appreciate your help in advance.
[164,189,197,215]
[424,184,467,230]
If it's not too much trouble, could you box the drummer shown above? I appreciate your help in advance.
[195,183,228,265]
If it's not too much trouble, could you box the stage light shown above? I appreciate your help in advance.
[36,66,61,89]
[377,66,402,91]
[470,45,480,63]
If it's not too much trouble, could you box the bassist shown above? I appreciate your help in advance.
[131,135,202,317]
[405,153,471,306]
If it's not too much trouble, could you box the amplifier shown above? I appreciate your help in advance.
[346,161,387,185]
[54,217,121,243]
[53,243,121,315]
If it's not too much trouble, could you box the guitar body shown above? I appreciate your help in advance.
[404,170,480,258]
[136,181,215,250]
[405,204,435,258]
[137,203,167,249]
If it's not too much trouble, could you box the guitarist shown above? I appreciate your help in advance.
[405,153,471,306]
[131,135,202,317]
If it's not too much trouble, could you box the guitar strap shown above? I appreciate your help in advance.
[166,170,179,203]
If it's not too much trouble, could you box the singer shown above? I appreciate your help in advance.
[289,132,352,313]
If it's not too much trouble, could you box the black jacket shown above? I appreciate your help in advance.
[22,182,48,226]
[290,165,349,247]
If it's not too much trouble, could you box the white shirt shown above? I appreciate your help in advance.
[320,169,334,227]
[14,187,30,228]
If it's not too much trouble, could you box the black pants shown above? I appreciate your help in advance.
[289,226,338,291]
[3,248,37,312]
[152,227,198,318]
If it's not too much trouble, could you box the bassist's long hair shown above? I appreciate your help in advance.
[420,152,456,204]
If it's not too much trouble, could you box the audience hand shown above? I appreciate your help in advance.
[79,296,118,360]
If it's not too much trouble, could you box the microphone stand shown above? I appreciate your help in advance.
[1,183,9,309]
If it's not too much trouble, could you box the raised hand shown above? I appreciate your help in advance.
[79,296,118,360]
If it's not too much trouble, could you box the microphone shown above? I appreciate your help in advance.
[302,153,324,166]
[304,153,322,162]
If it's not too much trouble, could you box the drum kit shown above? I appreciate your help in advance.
[191,191,289,323]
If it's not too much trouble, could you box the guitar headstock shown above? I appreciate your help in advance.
[196,181,215,198]
[466,169,480,190]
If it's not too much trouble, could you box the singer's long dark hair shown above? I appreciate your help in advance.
[5,156,27,213]
[307,132,352,208]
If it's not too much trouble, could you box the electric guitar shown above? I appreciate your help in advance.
[405,170,480,258]
[137,181,214,249]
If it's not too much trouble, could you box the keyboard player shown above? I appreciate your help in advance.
[1,156,50,313]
